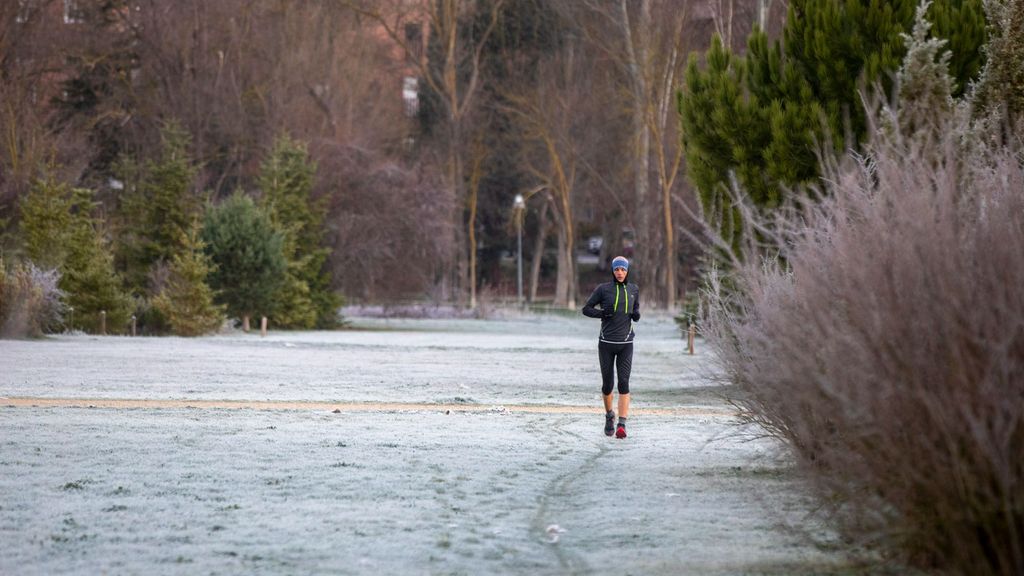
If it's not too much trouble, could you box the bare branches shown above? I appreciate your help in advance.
[703,97,1024,574]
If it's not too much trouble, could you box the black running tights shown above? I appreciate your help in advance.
[598,341,633,395]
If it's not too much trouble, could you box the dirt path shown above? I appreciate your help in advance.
[0,396,734,417]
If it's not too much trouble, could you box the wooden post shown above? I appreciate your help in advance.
[100,310,106,335]
[131,315,137,337]
[688,324,695,355]
[260,316,268,337]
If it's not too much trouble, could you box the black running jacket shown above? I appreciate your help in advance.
[582,279,640,343]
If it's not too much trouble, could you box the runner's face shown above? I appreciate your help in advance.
[613,267,627,282]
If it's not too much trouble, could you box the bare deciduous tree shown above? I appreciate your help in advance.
[503,38,603,308]
[559,0,774,308]
[0,0,98,246]
[342,0,506,308]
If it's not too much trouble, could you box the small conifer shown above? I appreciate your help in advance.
[153,223,225,336]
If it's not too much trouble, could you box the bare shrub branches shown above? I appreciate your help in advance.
[703,82,1024,573]
[0,259,65,338]
[701,5,1024,570]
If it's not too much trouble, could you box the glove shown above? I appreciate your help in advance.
[602,307,615,318]
[631,311,641,322]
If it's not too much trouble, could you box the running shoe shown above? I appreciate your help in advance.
[604,411,615,436]
[615,422,627,439]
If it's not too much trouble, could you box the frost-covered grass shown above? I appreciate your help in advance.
[0,313,713,409]
[1,314,851,574]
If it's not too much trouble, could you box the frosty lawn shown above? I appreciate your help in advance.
[1,314,846,574]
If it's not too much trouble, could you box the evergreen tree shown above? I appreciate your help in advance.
[257,136,341,329]
[781,0,916,147]
[679,38,757,250]
[19,174,74,270]
[153,223,225,336]
[117,122,200,294]
[60,189,133,333]
[680,0,987,247]
[20,174,130,333]
[929,0,987,96]
[201,192,286,331]
[971,0,1024,135]
[894,1,956,140]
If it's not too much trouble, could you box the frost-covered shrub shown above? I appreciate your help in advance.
[703,6,1023,571]
[0,259,66,338]
[703,108,1024,573]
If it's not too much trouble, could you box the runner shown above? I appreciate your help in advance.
[582,255,640,438]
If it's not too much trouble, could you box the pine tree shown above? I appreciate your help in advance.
[152,223,225,336]
[781,0,917,148]
[929,0,987,96]
[679,37,758,251]
[20,174,130,333]
[19,173,74,270]
[60,189,133,333]
[679,0,987,247]
[201,192,286,331]
[257,136,341,329]
[117,122,200,294]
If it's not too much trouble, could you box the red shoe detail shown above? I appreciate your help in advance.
[615,425,627,439]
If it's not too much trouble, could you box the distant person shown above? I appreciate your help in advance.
[582,256,639,438]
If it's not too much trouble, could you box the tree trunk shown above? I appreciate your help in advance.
[529,199,549,302]
[448,120,466,305]
[659,40,682,311]
[557,204,576,309]
[621,0,651,292]
[663,172,676,310]
[242,314,250,332]
[554,224,570,307]
[549,184,576,308]
[467,170,478,310]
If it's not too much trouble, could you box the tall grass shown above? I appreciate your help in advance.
[703,112,1024,574]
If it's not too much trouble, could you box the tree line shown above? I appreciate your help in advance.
[7,126,338,336]
[0,0,1000,337]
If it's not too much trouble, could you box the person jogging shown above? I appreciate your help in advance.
[582,255,639,438]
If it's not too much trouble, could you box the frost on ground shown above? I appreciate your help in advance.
[0,314,847,575]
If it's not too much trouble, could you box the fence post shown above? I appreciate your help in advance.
[131,315,137,337]
[260,316,268,337]
[688,323,695,355]
[100,310,106,335]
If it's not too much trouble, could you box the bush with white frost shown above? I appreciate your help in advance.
[0,259,65,338]
[702,3,1024,573]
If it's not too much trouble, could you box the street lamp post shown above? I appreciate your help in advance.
[513,193,525,306]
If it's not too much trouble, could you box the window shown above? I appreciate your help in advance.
[402,76,419,118]
[64,0,85,24]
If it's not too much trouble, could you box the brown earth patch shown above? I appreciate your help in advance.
[0,396,735,417]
